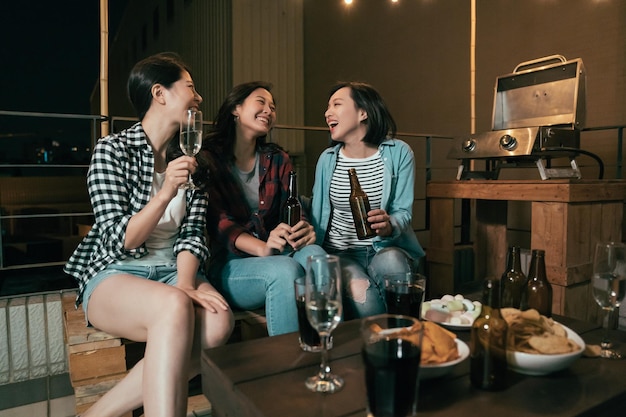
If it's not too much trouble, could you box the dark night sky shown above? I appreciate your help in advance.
[0,0,128,115]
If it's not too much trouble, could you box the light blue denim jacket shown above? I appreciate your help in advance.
[310,138,425,260]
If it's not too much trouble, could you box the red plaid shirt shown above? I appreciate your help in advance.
[204,147,298,258]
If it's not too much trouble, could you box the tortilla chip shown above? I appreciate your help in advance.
[421,321,459,364]
[503,308,580,355]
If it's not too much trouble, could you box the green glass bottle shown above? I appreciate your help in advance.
[522,249,553,317]
[500,246,527,309]
[470,279,508,390]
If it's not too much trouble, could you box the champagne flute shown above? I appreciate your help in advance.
[179,109,202,190]
[592,241,626,359]
[304,254,344,393]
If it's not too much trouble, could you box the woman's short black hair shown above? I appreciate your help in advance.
[328,81,397,145]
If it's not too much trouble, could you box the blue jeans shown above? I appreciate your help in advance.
[327,246,416,320]
[212,244,327,336]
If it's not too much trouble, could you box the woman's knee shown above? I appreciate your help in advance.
[160,287,196,326]
[200,307,234,349]
[344,279,386,319]
[271,257,305,283]
[369,247,412,278]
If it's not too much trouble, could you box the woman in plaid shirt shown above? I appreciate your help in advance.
[199,81,326,336]
[64,53,233,417]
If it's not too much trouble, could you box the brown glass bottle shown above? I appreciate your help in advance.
[500,246,527,309]
[470,279,508,391]
[348,168,376,239]
[521,249,553,317]
[282,171,301,227]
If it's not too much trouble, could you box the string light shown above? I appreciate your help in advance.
[344,0,400,5]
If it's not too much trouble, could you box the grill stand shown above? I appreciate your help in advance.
[455,154,583,181]
[535,157,581,180]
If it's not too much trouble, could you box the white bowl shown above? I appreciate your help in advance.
[506,323,585,376]
[420,339,469,379]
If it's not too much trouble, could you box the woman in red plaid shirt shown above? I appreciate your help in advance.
[199,81,326,336]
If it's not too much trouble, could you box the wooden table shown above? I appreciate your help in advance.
[201,317,626,417]
[426,179,626,322]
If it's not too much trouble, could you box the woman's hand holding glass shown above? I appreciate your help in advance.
[179,109,203,190]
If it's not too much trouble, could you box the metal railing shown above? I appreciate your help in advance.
[0,110,624,284]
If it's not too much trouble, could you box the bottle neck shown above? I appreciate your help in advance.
[505,247,523,272]
[288,173,298,198]
[481,279,501,309]
[348,169,362,194]
[529,251,547,281]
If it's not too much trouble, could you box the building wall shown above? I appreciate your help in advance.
[105,0,304,155]
[102,0,626,247]
[302,0,626,249]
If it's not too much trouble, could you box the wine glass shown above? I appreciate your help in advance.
[179,109,202,190]
[592,241,626,359]
[304,254,344,393]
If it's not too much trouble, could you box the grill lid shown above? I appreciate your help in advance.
[446,55,589,180]
[492,55,586,131]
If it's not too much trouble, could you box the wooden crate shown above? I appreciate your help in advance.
[62,292,143,417]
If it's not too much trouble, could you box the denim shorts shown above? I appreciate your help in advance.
[82,263,206,324]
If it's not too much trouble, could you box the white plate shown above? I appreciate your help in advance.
[438,321,472,331]
[419,339,469,379]
[422,298,481,330]
[506,323,585,376]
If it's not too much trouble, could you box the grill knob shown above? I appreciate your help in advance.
[500,134,517,150]
[462,139,476,152]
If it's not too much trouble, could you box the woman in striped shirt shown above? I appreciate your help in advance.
[309,82,425,320]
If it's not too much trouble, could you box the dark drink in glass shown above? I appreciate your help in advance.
[385,283,424,318]
[294,276,329,352]
[361,315,423,417]
[384,273,427,319]
[296,295,322,351]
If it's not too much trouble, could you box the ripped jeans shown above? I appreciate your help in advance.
[326,246,417,320]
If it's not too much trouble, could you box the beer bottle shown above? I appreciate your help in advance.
[521,249,553,316]
[282,171,302,227]
[348,168,376,239]
[500,246,527,309]
[470,279,508,390]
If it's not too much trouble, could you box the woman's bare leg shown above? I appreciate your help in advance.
[189,280,234,377]
[81,274,195,417]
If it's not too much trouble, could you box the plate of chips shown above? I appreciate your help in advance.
[420,339,469,379]
[502,308,585,376]
[419,321,469,379]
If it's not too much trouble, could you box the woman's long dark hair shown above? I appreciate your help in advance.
[203,81,281,159]
[197,81,283,190]
[328,81,397,146]
[127,52,192,121]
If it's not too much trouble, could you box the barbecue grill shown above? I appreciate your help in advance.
[448,55,602,180]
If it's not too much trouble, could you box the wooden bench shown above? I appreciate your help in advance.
[61,291,266,416]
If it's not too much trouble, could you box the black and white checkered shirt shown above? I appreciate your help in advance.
[64,122,209,306]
